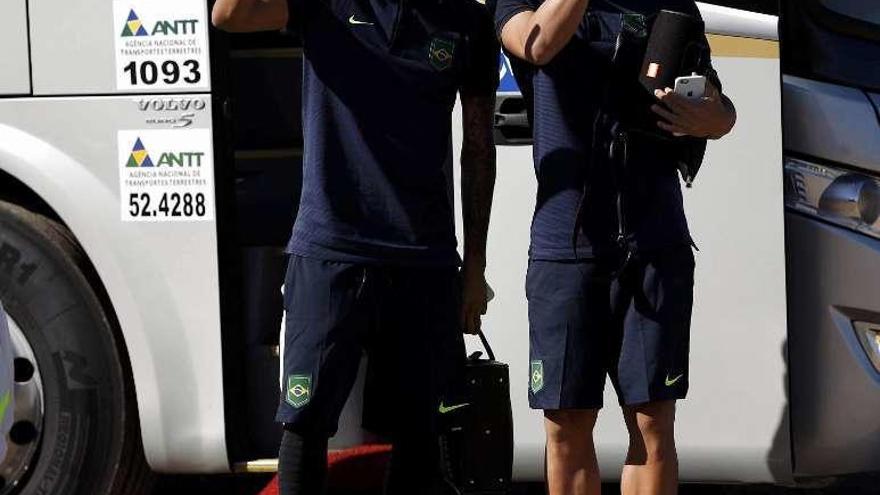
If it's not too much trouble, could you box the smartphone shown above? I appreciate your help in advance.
[674,75,707,100]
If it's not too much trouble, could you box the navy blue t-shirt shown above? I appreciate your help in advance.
[287,0,499,265]
[490,0,714,260]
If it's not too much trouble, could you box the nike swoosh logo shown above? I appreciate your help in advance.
[438,402,470,414]
[348,15,375,26]
[665,374,684,387]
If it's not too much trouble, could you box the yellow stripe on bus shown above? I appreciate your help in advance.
[707,34,780,59]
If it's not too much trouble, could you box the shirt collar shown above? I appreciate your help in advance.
[368,0,404,42]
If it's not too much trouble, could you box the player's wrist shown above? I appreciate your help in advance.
[462,255,487,274]
[708,107,736,139]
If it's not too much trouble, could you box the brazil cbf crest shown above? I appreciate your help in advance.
[530,360,544,394]
[287,375,312,409]
[428,36,456,71]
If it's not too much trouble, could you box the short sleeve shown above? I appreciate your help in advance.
[486,0,534,39]
[698,36,722,93]
[684,1,722,93]
[460,3,501,97]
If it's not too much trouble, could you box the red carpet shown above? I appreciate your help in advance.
[259,445,392,495]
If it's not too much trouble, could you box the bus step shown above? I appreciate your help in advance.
[233,458,278,473]
[233,445,393,474]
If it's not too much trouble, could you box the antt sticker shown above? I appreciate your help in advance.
[112,0,211,91]
[117,129,215,222]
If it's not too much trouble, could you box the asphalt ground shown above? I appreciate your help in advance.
[151,476,880,495]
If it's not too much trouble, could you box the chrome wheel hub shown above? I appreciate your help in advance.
[0,315,45,493]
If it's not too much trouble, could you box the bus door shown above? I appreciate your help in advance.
[211,27,305,464]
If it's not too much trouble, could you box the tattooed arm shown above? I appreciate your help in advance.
[460,91,497,334]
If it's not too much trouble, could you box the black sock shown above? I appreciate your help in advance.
[278,427,329,495]
[386,432,448,495]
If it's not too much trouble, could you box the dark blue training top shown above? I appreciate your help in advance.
[489,0,713,260]
[287,0,498,266]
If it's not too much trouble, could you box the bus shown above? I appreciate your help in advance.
[0,0,877,493]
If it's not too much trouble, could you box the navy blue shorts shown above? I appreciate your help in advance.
[276,255,464,436]
[526,247,695,409]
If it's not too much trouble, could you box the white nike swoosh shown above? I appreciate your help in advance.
[348,15,375,26]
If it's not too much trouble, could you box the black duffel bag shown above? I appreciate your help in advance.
[439,331,513,494]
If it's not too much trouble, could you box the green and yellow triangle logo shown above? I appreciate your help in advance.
[126,138,154,168]
[121,10,149,37]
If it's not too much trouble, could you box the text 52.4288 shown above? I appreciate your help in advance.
[128,192,206,218]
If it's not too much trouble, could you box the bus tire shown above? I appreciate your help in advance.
[0,200,153,495]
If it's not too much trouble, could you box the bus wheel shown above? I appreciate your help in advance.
[0,200,153,495]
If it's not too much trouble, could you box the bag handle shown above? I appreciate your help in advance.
[477,329,496,362]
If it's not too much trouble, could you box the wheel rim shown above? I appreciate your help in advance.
[0,316,45,493]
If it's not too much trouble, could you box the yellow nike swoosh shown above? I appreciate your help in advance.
[438,402,470,414]
[348,15,374,26]
[665,374,684,387]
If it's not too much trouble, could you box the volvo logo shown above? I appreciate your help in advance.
[137,97,207,128]
[136,97,207,112]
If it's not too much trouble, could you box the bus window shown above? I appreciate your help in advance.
[818,0,880,26]
[781,0,880,91]
[815,0,880,43]
[494,53,532,146]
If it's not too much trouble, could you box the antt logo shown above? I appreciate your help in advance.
[125,138,204,168]
[121,9,199,37]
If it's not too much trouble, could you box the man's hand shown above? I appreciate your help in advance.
[461,263,489,334]
[651,82,736,139]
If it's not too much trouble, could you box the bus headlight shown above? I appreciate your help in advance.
[784,158,880,239]
[854,322,880,373]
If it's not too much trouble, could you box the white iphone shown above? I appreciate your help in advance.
[669,74,707,136]
[673,74,707,100]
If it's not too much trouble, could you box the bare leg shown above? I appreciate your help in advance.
[620,401,678,495]
[544,409,602,495]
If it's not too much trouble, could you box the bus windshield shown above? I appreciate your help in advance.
[819,0,880,27]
